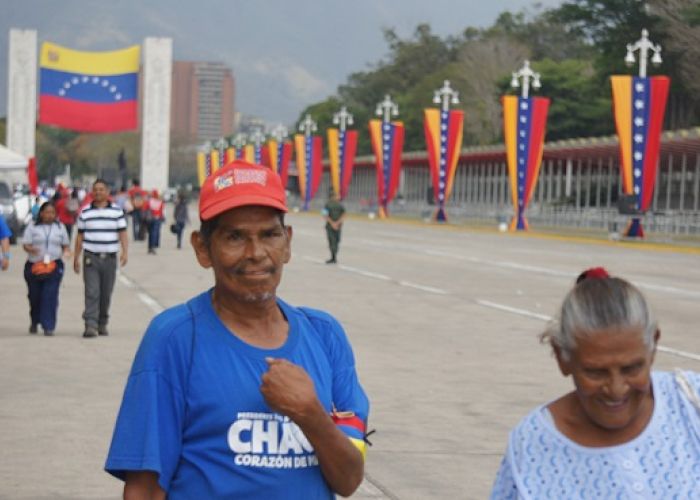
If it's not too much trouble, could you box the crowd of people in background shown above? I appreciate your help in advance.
[0,177,191,338]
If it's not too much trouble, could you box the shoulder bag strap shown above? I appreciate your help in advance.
[674,368,700,411]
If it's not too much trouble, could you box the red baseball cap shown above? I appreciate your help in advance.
[199,160,287,220]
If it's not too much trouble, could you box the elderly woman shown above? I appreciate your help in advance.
[491,267,700,499]
[22,202,71,336]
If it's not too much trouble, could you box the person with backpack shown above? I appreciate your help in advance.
[105,161,369,499]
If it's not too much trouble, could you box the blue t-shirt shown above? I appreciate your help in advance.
[105,291,369,499]
[490,371,700,499]
[0,215,11,240]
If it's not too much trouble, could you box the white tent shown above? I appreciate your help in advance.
[0,144,28,170]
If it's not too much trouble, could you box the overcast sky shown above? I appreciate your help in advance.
[1,0,563,126]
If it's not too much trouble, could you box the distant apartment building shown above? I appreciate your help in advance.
[171,61,235,142]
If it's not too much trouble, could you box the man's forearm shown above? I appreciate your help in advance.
[119,231,128,253]
[296,403,364,497]
[74,233,83,256]
[1,238,10,255]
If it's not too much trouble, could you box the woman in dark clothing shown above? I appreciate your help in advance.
[21,202,71,335]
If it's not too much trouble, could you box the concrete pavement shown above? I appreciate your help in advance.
[1,210,699,499]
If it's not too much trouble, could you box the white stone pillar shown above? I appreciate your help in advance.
[140,37,172,193]
[7,29,37,161]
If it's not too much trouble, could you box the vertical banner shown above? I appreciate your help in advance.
[611,75,670,237]
[327,128,358,200]
[210,150,220,175]
[424,108,464,221]
[294,134,323,210]
[262,140,292,188]
[243,145,255,163]
[225,147,236,164]
[369,119,404,218]
[503,95,550,230]
[197,151,207,187]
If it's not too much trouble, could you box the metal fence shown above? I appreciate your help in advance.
[291,128,700,236]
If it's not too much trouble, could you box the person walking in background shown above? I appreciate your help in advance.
[491,267,700,498]
[172,190,190,249]
[73,179,128,338]
[54,189,79,241]
[146,189,165,255]
[127,179,146,241]
[322,192,345,264]
[21,202,71,336]
[0,214,12,271]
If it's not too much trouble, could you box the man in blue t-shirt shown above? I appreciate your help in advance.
[105,160,369,499]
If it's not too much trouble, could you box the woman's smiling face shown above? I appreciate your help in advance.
[557,326,657,432]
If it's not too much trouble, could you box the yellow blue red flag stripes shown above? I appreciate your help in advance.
[369,119,404,217]
[294,135,323,210]
[503,95,550,231]
[424,108,464,221]
[611,75,670,237]
[327,129,358,200]
[262,140,292,188]
[39,42,140,132]
[331,412,368,459]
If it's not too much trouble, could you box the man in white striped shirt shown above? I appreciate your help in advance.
[73,179,128,338]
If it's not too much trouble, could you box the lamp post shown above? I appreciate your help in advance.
[510,60,541,98]
[432,80,459,112]
[271,124,288,142]
[332,106,354,132]
[298,114,317,137]
[625,29,662,78]
[232,133,247,151]
[249,127,265,163]
[376,94,399,123]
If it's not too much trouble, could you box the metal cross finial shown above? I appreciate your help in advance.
[625,29,662,78]
[216,137,228,151]
[249,127,265,148]
[432,80,459,112]
[332,106,354,132]
[375,94,399,123]
[271,124,288,142]
[232,133,247,149]
[299,114,317,137]
[510,60,541,99]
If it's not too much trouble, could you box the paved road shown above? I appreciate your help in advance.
[1,210,699,499]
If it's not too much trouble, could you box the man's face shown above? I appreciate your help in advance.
[92,182,109,203]
[193,206,291,303]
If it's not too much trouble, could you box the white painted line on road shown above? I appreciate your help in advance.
[303,256,326,265]
[137,292,164,314]
[476,300,553,321]
[477,299,700,363]
[118,274,134,288]
[339,264,391,281]
[657,346,700,362]
[398,281,448,295]
[637,282,700,300]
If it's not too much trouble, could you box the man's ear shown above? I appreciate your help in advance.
[553,344,572,377]
[191,231,212,269]
[283,225,292,264]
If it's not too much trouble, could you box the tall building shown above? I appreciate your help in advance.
[171,61,235,142]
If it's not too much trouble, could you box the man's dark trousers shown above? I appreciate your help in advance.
[82,252,117,330]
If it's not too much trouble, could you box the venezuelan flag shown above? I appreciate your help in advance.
[261,140,292,188]
[39,42,140,133]
[294,134,323,210]
[503,95,550,230]
[369,119,404,218]
[196,152,207,187]
[327,128,358,200]
[424,108,464,221]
